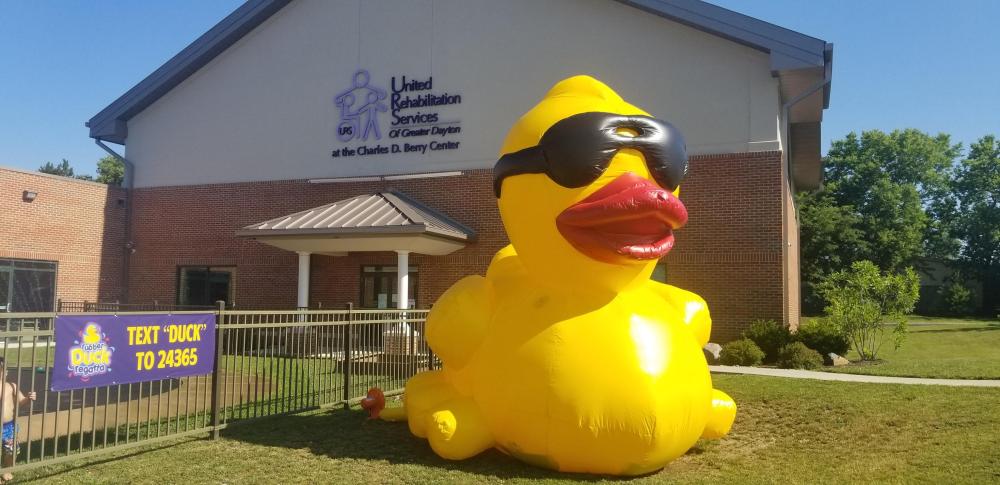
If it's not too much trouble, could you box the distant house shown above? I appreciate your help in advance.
[915,258,983,315]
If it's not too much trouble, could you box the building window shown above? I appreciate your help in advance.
[360,265,418,309]
[177,266,235,307]
[0,259,57,312]
[651,262,668,284]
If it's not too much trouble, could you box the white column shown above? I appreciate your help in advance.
[395,250,409,309]
[297,251,311,309]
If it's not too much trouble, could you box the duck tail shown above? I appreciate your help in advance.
[378,406,408,421]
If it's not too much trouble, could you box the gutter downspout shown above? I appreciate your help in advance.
[96,138,135,304]
[781,43,833,195]
[779,43,832,329]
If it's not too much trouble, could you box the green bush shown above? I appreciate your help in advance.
[743,319,792,363]
[939,279,973,316]
[719,338,765,366]
[776,342,824,370]
[821,260,920,361]
[795,319,850,356]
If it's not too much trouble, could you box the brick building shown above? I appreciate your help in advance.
[0,167,126,311]
[8,0,834,341]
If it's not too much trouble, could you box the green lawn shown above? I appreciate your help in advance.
[823,319,1000,379]
[17,374,1000,484]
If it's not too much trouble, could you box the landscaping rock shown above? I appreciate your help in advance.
[826,353,850,366]
[703,343,722,362]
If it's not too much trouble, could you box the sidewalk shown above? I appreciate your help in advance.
[709,365,1000,388]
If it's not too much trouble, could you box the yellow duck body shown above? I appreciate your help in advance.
[394,76,736,476]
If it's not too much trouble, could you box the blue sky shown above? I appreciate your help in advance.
[1,0,998,177]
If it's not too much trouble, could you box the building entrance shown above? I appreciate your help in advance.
[361,266,418,309]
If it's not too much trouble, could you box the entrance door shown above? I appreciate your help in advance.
[360,266,418,309]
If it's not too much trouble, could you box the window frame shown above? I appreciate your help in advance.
[175,266,237,308]
[0,258,59,313]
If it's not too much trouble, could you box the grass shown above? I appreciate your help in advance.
[818,318,1000,379]
[16,374,1000,484]
[216,353,411,419]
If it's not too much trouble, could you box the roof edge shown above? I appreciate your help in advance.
[382,190,478,239]
[236,225,428,238]
[88,0,832,144]
[236,225,473,243]
[0,165,126,189]
[615,0,828,73]
[88,0,291,144]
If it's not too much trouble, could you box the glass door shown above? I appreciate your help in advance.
[0,269,10,313]
[360,266,418,309]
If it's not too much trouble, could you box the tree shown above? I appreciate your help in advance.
[797,191,866,313]
[821,260,919,361]
[38,159,75,178]
[949,135,1000,315]
[798,129,962,311]
[823,130,960,268]
[95,155,125,186]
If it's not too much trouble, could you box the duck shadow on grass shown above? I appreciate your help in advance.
[218,408,687,482]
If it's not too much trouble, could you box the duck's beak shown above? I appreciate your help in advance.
[556,172,687,264]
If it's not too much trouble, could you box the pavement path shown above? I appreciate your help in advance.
[709,365,1000,388]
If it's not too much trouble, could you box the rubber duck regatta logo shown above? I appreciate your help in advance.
[335,70,388,142]
[67,323,114,381]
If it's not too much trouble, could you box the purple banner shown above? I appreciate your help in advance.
[52,314,216,391]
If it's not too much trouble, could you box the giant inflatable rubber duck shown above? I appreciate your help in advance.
[379,75,736,476]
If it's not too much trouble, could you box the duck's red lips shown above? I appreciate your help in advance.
[556,173,688,263]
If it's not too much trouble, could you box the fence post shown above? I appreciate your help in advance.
[210,300,226,439]
[409,319,417,376]
[342,302,352,406]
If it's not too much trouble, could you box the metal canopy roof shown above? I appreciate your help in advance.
[237,191,475,255]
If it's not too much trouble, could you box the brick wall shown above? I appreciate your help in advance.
[667,151,786,341]
[0,167,127,306]
[127,170,506,309]
[127,150,789,340]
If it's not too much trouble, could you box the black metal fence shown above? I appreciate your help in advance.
[56,300,215,313]
[0,305,434,473]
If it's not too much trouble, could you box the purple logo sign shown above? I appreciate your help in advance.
[335,70,388,142]
[52,314,215,392]
[65,322,114,382]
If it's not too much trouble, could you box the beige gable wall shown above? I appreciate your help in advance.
[125,0,781,188]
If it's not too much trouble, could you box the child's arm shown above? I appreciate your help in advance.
[14,384,35,407]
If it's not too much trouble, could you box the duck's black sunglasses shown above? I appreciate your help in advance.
[493,111,688,197]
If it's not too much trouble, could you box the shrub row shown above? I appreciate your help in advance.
[719,318,849,369]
